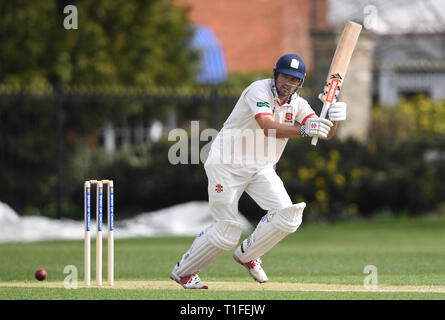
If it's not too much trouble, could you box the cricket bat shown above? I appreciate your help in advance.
[311,21,362,146]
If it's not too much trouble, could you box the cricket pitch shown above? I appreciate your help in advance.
[1,281,445,293]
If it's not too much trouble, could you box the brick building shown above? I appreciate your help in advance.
[175,0,329,72]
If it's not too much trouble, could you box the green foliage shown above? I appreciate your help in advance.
[0,0,197,87]
[0,0,198,217]
[275,137,445,221]
[5,118,445,221]
[62,136,208,219]
[370,94,445,144]
[45,132,445,221]
[224,72,272,90]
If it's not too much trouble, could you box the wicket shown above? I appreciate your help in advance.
[84,179,114,286]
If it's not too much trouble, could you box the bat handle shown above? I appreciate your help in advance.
[310,136,319,146]
[311,101,332,146]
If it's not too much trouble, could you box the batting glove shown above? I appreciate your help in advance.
[303,118,333,139]
[328,101,347,121]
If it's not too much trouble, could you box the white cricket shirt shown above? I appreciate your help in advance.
[207,79,315,176]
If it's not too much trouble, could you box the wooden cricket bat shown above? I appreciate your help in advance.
[311,21,362,146]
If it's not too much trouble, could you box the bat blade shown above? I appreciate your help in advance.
[311,21,362,146]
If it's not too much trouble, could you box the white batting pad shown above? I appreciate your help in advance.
[172,220,243,277]
[270,202,305,233]
[207,220,244,250]
[233,203,305,263]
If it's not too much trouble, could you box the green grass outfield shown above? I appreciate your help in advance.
[1,214,445,300]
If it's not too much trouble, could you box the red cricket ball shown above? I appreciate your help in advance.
[35,269,47,281]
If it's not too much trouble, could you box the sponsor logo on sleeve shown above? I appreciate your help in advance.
[256,102,271,108]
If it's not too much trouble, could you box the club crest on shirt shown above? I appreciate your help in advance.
[215,184,223,193]
[285,112,293,123]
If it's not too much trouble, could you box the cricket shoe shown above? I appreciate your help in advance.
[170,264,208,289]
[233,253,268,283]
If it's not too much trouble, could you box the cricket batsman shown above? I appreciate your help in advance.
[170,54,347,289]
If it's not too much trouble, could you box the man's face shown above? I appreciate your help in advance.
[275,73,303,97]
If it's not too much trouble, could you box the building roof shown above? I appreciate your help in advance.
[190,25,228,85]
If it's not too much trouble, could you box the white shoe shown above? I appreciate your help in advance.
[170,263,208,289]
[233,253,268,283]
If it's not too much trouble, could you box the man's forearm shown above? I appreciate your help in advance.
[264,121,338,140]
[256,114,336,140]
[263,122,301,139]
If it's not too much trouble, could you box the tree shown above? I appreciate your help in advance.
[0,0,198,217]
[0,0,197,87]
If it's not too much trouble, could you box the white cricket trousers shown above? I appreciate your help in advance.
[171,160,303,278]
[205,162,293,222]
